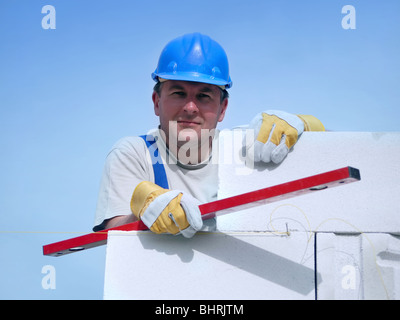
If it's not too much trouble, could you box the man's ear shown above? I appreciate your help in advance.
[152,91,160,116]
[218,98,228,122]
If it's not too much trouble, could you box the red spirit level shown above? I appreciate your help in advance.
[43,166,360,257]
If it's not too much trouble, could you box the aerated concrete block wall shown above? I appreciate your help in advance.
[103,132,400,300]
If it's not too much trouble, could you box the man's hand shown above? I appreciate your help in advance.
[130,181,203,238]
[244,110,305,164]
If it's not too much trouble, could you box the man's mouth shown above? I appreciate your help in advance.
[177,120,201,127]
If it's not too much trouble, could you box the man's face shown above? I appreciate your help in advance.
[152,80,228,148]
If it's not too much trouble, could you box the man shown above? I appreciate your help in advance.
[93,33,324,237]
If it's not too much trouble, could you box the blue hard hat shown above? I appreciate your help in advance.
[152,33,232,89]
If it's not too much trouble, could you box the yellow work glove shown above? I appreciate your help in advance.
[130,181,203,238]
[245,110,324,164]
[297,114,325,132]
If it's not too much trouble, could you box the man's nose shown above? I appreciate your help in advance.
[183,100,199,114]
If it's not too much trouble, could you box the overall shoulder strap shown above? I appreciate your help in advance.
[140,135,169,189]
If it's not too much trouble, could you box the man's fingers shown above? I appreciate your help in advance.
[271,135,289,164]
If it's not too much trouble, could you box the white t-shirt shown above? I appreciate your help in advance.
[93,129,220,231]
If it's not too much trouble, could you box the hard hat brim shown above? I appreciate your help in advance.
[152,72,232,89]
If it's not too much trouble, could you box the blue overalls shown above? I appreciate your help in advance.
[140,135,169,189]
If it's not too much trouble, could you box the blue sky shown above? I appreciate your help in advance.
[0,0,399,299]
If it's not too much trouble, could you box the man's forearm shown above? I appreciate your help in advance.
[104,214,138,229]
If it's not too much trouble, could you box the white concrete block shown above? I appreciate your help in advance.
[316,233,364,300]
[103,230,316,300]
[102,132,400,300]
[363,233,400,300]
[316,233,400,300]
[217,131,400,234]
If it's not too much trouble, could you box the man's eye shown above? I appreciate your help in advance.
[198,93,211,99]
[172,91,185,96]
